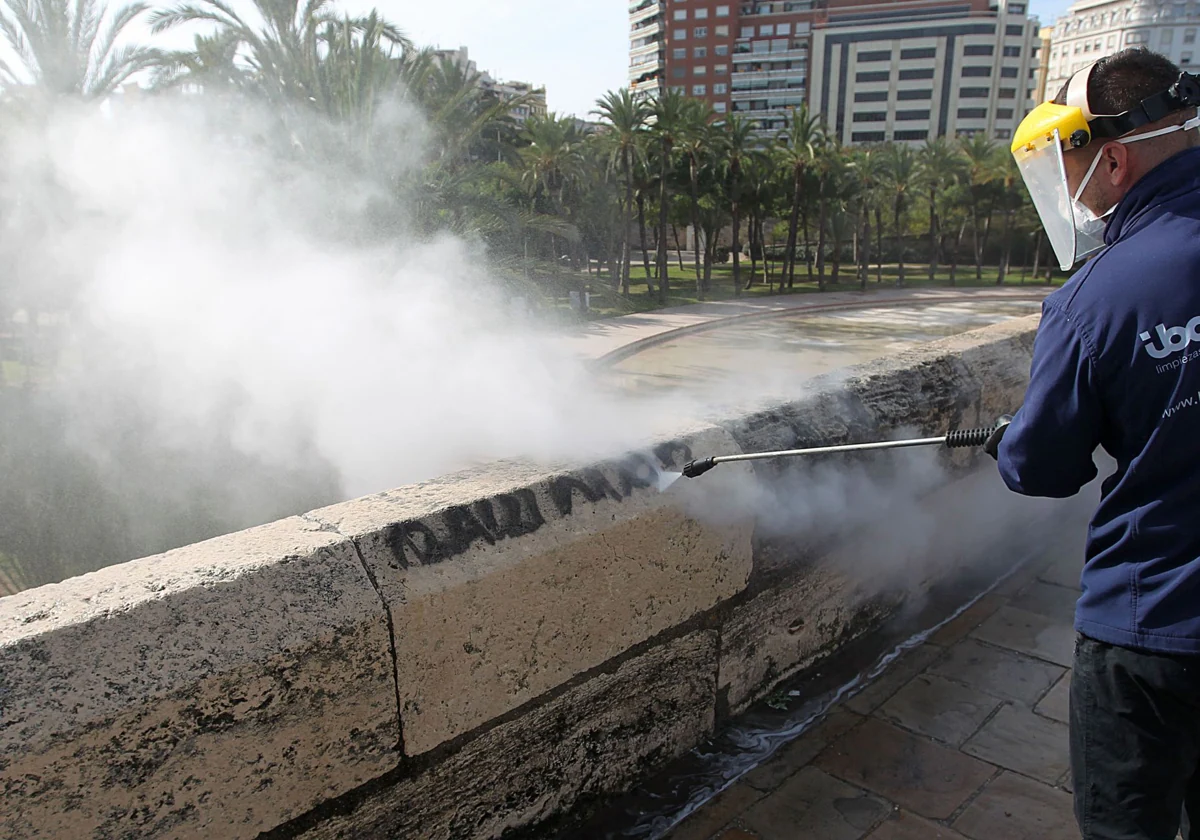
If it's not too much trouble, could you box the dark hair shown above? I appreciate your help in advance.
[1053,48,1181,115]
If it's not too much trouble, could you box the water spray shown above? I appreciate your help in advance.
[679,425,999,481]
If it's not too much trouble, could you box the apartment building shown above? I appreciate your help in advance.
[628,0,1042,143]
[432,47,548,122]
[1044,0,1200,100]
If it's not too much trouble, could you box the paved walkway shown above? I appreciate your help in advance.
[667,528,1084,840]
[565,287,1053,364]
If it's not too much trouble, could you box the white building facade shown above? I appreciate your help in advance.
[1046,0,1200,100]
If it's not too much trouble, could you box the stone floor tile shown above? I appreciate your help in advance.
[845,645,943,716]
[952,771,1078,840]
[739,766,890,840]
[1009,580,1080,622]
[962,704,1070,784]
[668,783,765,840]
[878,674,1003,746]
[715,830,762,840]
[926,596,1007,648]
[743,709,863,792]
[1037,551,1083,591]
[864,810,970,839]
[1035,673,1071,724]
[816,718,995,820]
[927,639,1066,705]
[971,606,1075,667]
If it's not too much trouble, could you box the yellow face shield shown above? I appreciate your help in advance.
[1012,64,1200,271]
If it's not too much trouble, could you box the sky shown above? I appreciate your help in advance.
[353,0,1077,118]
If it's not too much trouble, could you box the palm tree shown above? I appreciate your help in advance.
[994,155,1023,285]
[917,137,966,283]
[880,143,918,287]
[593,89,649,297]
[959,134,1001,282]
[776,103,824,289]
[720,116,756,298]
[675,97,715,296]
[846,147,881,291]
[650,87,688,305]
[0,0,160,98]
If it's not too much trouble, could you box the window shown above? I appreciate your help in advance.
[1164,29,1175,45]
[896,109,930,121]
[959,87,989,98]
[998,88,1017,98]
[1009,2,1025,12]
[899,68,935,80]
[715,63,728,74]
[859,50,891,62]
[894,130,928,140]
[674,9,687,20]
[741,26,755,37]
[694,26,708,37]
[777,23,791,35]
[714,101,728,113]
[855,90,889,102]
[958,107,987,118]
[1074,43,1082,54]
[716,25,729,36]
[995,128,1011,139]
[716,44,729,55]
[672,67,686,78]
[673,48,687,58]
[996,108,1014,118]
[760,24,774,36]
[693,84,707,95]
[854,111,887,122]
[695,46,708,58]
[753,40,770,53]
[1186,29,1197,44]
[694,7,709,19]
[1001,66,1018,77]
[901,47,937,59]
[1003,46,1021,57]
[1185,51,1194,64]
[716,5,731,15]
[674,28,687,39]
[1006,24,1024,35]
[695,65,707,75]
[852,131,886,142]
[897,88,933,100]
[1127,31,1148,44]
[672,86,686,94]
[962,65,992,76]
[857,71,891,82]
[714,83,728,94]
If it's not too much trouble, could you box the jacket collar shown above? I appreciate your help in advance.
[1106,145,1200,245]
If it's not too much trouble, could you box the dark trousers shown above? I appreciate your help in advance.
[1073,634,1200,839]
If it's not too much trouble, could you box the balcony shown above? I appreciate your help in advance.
[631,18,661,38]
[732,45,809,62]
[731,66,807,81]
[630,37,664,56]
[629,1,661,26]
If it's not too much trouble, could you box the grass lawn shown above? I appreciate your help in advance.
[568,262,1064,320]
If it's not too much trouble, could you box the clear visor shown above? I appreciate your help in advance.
[1013,129,1106,271]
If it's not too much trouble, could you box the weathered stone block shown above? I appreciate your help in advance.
[293,630,719,840]
[312,426,753,756]
[0,518,398,840]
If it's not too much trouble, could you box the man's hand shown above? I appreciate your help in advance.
[985,415,1014,461]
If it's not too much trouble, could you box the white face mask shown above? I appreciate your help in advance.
[1071,115,1200,223]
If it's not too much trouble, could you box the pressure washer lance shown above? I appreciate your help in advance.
[680,425,997,480]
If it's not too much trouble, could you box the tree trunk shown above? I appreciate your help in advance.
[802,208,813,285]
[928,185,938,282]
[894,200,905,287]
[971,193,984,282]
[950,220,967,286]
[1031,230,1043,282]
[732,204,742,297]
[830,222,842,283]
[689,157,703,296]
[657,139,670,305]
[621,148,634,297]
[874,206,884,284]
[996,207,1013,285]
[637,194,653,285]
[785,165,803,289]
[672,225,686,271]
[816,193,827,291]
[859,205,870,292]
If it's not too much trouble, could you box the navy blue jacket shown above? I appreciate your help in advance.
[999,145,1200,655]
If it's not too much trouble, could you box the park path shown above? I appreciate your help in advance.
[565,286,1052,365]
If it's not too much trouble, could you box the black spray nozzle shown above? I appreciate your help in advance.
[682,457,718,479]
[944,426,993,449]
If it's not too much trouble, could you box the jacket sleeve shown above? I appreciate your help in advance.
[998,301,1102,498]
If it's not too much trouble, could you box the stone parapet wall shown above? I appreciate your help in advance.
[0,316,1041,839]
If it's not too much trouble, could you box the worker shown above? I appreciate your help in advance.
[985,48,1200,840]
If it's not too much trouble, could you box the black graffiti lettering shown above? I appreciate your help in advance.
[493,489,545,538]
[549,475,606,517]
[471,499,500,536]
[384,521,442,569]
[654,440,693,469]
[443,505,496,555]
[613,454,656,497]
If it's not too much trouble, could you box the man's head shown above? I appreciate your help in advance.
[1053,49,1199,214]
